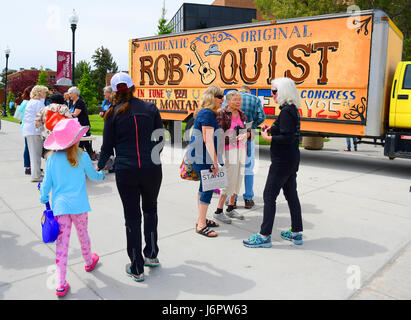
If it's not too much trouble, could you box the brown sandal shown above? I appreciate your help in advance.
[196,225,218,237]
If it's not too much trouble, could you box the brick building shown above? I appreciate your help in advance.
[7,69,68,104]
[0,88,4,106]
[7,69,57,86]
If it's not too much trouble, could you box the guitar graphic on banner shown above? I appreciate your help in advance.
[190,42,217,85]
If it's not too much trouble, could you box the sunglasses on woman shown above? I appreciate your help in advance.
[215,95,224,99]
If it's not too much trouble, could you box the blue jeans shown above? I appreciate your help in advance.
[24,137,30,168]
[346,138,357,150]
[243,140,255,200]
[193,163,214,205]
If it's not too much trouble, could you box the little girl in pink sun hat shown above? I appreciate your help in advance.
[40,118,105,297]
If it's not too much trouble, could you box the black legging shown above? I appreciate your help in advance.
[115,167,162,275]
[260,163,303,236]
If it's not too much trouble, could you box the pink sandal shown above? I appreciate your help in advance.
[85,253,99,272]
[56,282,70,297]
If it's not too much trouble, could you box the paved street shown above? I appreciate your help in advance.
[1,119,410,300]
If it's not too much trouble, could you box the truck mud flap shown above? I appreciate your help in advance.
[384,132,411,159]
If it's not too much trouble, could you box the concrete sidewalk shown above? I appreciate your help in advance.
[0,119,410,300]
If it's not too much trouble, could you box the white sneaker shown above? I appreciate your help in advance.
[213,212,232,224]
[225,209,244,220]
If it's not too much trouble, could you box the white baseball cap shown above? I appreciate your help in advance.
[110,72,134,92]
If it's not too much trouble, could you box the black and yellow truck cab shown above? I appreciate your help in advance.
[385,61,411,159]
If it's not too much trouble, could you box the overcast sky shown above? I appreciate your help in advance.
[1,0,213,72]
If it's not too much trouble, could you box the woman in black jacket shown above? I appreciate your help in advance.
[98,72,164,282]
[68,86,95,159]
[243,77,303,248]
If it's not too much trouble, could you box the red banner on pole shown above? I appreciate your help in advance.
[56,51,72,86]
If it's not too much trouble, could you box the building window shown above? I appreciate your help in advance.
[185,4,197,17]
[170,4,256,32]
[198,5,210,18]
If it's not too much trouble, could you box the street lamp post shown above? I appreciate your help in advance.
[3,46,10,116]
[69,9,79,86]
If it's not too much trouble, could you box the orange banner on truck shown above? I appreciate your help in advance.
[130,14,373,129]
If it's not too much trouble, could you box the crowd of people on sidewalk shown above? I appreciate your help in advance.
[14,84,106,182]
[9,72,305,297]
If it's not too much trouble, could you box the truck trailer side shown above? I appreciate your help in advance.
[130,9,407,156]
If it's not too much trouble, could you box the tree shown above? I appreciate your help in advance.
[255,0,348,20]
[0,68,17,88]
[354,0,410,60]
[9,72,37,104]
[36,68,49,87]
[254,0,410,60]
[91,46,118,101]
[404,38,411,62]
[157,0,173,35]
[74,60,92,86]
[6,91,15,113]
[78,64,98,114]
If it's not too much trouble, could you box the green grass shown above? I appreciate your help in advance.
[1,114,105,136]
[0,115,20,124]
[1,114,332,144]
[89,114,104,136]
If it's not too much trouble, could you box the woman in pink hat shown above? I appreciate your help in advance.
[40,118,105,297]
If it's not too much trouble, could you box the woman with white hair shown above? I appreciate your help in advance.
[99,86,113,118]
[22,85,48,182]
[243,77,303,248]
[214,90,249,224]
[68,86,94,159]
